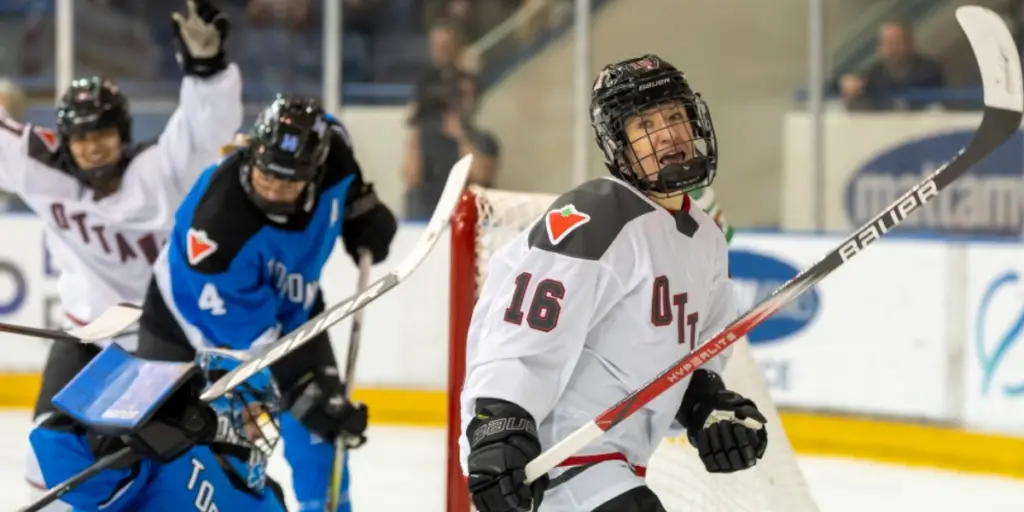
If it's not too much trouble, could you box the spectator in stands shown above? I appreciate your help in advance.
[412,20,474,115]
[839,21,945,111]
[0,79,26,121]
[245,0,320,92]
[342,0,388,81]
[402,74,500,220]
[425,0,519,45]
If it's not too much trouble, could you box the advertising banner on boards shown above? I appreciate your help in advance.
[782,112,1024,235]
[963,243,1024,436]
[0,217,51,370]
[730,233,953,420]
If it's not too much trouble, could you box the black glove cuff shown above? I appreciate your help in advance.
[173,42,228,78]
[282,368,367,441]
[123,401,218,462]
[467,398,540,451]
[341,199,397,264]
[87,432,144,470]
[677,369,726,429]
[343,183,381,220]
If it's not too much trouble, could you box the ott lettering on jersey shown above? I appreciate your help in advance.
[187,228,218,266]
[545,204,591,245]
[267,258,319,309]
[651,276,700,349]
[49,203,161,264]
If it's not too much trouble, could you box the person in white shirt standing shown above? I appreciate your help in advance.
[16,1,243,509]
[459,54,768,512]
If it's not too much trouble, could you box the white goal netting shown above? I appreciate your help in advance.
[451,185,819,512]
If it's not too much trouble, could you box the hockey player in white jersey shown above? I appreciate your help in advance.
[14,1,243,508]
[459,54,769,512]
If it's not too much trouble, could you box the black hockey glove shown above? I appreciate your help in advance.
[171,0,230,78]
[341,183,397,264]
[121,371,219,463]
[281,366,369,448]
[466,398,548,512]
[676,369,768,474]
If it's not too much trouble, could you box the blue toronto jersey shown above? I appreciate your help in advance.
[151,127,358,351]
[29,427,285,512]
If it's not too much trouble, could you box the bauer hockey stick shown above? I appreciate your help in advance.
[0,303,141,344]
[326,248,373,511]
[521,5,1024,485]
[20,154,474,512]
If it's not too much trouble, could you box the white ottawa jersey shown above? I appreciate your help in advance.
[0,66,243,329]
[460,177,738,510]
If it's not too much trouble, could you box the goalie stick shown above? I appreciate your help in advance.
[0,303,141,344]
[521,5,1024,485]
[19,154,473,512]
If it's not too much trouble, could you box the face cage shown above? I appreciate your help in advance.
[217,383,282,490]
[601,96,718,197]
[239,163,317,216]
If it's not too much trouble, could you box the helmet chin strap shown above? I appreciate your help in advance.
[632,153,711,195]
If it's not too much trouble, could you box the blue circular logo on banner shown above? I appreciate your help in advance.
[975,270,1024,397]
[844,130,1024,236]
[729,249,819,345]
[0,261,27,315]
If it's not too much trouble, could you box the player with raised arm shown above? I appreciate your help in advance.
[459,54,768,512]
[135,94,398,512]
[17,1,242,508]
[29,344,289,511]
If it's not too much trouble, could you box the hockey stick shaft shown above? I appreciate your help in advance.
[523,5,1024,484]
[200,153,472,403]
[343,250,373,395]
[0,322,80,343]
[326,249,373,511]
[20,447,136,512]
[0,303,141,344]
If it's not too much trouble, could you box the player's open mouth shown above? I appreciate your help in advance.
[659,148,688,165]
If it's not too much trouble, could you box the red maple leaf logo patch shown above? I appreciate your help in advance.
[545,204,591,245]
[186,228,218,266]
[33,127,58,152]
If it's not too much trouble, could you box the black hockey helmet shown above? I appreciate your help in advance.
[56,76,133,189]
[591,54,718,196]
[241,94,331,215]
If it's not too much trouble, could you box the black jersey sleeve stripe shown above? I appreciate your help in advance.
[189,155,267,274]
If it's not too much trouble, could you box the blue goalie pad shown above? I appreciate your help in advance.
[51,343,199,437]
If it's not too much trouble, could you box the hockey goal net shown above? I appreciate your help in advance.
[448,186,820,512]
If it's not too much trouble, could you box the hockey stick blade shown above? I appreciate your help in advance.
[66,303,142,341]
[0,303,141,344]
[523,5,1023,484]
[200,154,473,403]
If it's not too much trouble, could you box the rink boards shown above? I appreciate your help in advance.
[0,217,1021,478]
